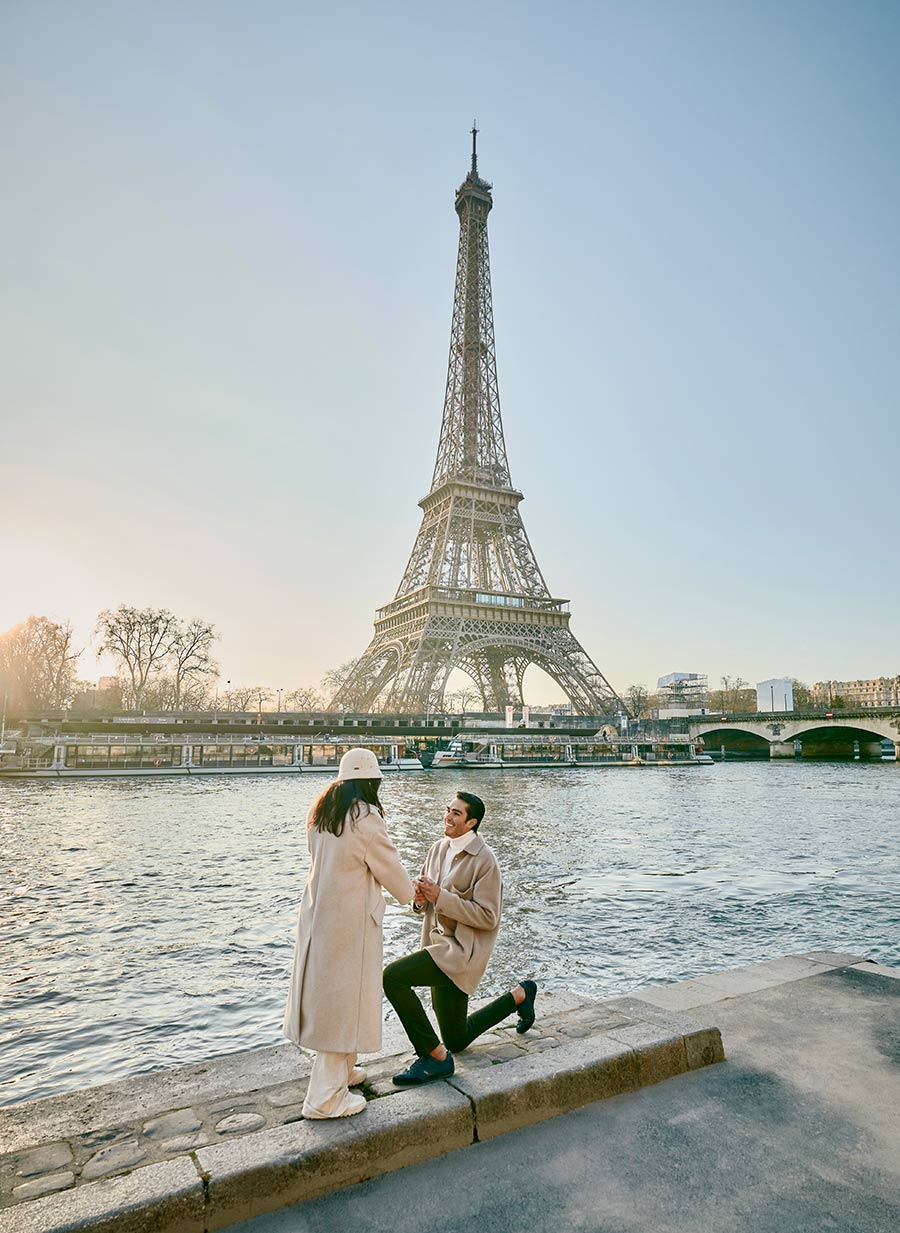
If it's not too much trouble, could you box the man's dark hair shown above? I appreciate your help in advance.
[455,790,485,831]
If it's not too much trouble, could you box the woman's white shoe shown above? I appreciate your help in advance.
[348,1066,367,1086]
[302,1090,367,1120]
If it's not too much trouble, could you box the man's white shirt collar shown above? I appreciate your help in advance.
[448,831,478,856]
[440,830,478,884]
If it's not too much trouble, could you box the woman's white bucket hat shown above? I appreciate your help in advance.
[336,748,383,781]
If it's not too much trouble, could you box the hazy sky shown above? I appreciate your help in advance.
[2,1,899,703]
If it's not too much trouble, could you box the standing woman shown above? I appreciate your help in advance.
[283,748,414,1119]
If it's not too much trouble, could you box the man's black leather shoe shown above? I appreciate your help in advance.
[393,1052,455,1085]
[516,979,537,1034]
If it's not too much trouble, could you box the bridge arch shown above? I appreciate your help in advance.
[690,714,898,760]
[695,726,771,758]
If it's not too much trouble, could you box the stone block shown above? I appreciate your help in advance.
[454,1053,494,1070]
[208,1097,262,1115]
[557,1024,592,1039]
[602,999,726,1071]
[520,1036,560,1053]
[0,1158,204,1233]
[214,1113,266,1135]
[77,1128,133,1154]
[81,1140,147,1181]
[605,1022,689,1086]
[485,1043,527,1061]
[161,1132,213,1154]
[697,967,796,997]
[628,978,725,1012]
[11,1171,74,1202]
[264,1084,308,1109]
[850,960,900,981]
[447,1035,639,1141]
[794,950,866,967]
[743,955,839,983]
[14,1144,73,1177]
[197,1082,473,1230]
[143,1110,202,1140]
[684,1029,725,1070]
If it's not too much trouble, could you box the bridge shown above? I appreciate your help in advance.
[687,709,900,759]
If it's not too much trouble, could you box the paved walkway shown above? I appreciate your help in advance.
[230,955,900,1233]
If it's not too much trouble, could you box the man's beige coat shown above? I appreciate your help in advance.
[283,803,414,1054]
[415,833,502,995]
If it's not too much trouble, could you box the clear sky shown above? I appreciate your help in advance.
[2,1,899,703]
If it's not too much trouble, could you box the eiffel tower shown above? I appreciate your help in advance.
[332,131,621,715]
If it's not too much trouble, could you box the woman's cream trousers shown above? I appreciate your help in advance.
[302,1052,366,1119]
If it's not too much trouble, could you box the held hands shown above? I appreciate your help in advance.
[413,875,440,905]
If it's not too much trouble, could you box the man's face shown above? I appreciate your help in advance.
[444,796,478,839]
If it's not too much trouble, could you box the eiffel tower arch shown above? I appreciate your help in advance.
[332,131,622,716]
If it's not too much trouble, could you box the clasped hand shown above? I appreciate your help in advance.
[413,875,440,905]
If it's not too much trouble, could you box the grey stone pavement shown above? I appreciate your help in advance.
[230,959,900,1233]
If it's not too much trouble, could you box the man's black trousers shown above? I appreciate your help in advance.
[383,949,516,1057]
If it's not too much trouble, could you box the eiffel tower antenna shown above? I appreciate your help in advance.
[331,134,622,715]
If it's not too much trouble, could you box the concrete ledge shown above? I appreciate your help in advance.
[196,1084,473,1231]
[605,999,726,1071]
[630,951,868,1012]
[0,1158,204,1233]
[851,959,900,981]
[447,1035,639,1140]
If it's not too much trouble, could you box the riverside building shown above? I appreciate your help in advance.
[812,676,900,708]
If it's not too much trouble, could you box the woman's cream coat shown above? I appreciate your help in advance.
[283,803,414,1054]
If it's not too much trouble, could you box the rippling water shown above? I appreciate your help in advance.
[2,762,899,1106]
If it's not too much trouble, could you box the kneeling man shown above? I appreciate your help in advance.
[383,791,537,1085]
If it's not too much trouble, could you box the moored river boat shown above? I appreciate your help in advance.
[0,733,423,778]
[431,731,713,769]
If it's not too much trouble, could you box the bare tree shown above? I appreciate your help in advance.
[0,616,80,712]
[169,619,218,709]
[95,607,178,709]
[285,686,325,711]
[792,679,813,709]
[712,675,752,712]
[624,683,650,720]
[224,685,272,712]
[137,672,215,712]
[446,684,480,714]
[321,659,359,698]
[322,659,374,710]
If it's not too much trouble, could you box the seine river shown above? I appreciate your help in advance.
[2,763,899,1106]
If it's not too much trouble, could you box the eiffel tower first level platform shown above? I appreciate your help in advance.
[332,131,621,716]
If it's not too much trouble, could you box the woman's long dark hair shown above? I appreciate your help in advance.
[310,778,384,836]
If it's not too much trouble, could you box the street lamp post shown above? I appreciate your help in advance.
[277,687,283,713]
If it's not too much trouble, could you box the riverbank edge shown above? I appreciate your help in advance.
[0,951,871,1232]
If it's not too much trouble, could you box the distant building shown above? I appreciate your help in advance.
[757,678,793,713]
[656,672,709,719]
[812,676,900,709]
[71,678,123,714]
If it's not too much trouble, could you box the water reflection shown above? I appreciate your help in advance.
[2,762,899,1104]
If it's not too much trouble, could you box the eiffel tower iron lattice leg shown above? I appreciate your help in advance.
[331,131,621,717]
